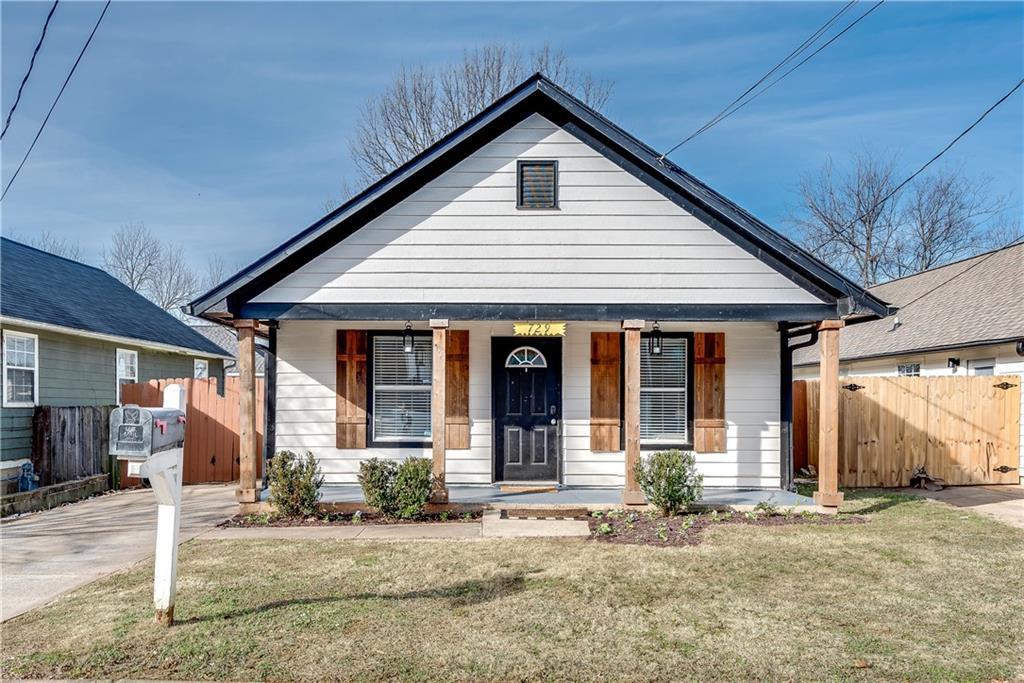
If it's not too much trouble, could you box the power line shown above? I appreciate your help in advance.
[896,233,1023,311]
[837,77,1024,237]
[661,0,885,159]
[1,0,111,203]
[1,0,59,140]
[659,0,858,160]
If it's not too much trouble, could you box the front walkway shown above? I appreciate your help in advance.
[902,484,1024,529]
[301,485,814,508]
[1,484,236,621]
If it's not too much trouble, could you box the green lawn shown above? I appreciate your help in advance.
[3,493,1022,682]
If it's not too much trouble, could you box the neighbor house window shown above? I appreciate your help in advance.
[639,333,691,446]
[116,348,138,404]
[3,330,38,408]
[517,160,558,209]
[968,358,996,376]
[370,334,432,444]
[194,359,209,379]
[897,363,920,377]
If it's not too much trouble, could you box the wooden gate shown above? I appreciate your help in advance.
[794,375,1020,487]
[118,377,264,486]
[32,405,115,486]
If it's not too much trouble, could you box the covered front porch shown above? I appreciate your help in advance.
[230,313,846,513]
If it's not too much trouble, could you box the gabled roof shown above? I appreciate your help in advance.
[1,238,231,358]
[794,242,1024,365]
[187,73,890,321]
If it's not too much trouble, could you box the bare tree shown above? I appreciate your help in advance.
[202,254,228,292]
[33,231,84,260]
[793,153,901,287]
[103,222,161,292]
[147,243,200,313]
[350,43,612,183]
[885,168,1008,278]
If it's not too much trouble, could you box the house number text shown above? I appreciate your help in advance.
[513,322,567,337]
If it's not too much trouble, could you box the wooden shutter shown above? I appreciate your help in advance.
[336,330,367,449]
[445,330,470,449]
[693,332,726,453]
[590,332,622,452]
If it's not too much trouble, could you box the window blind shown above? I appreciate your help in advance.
[640,336,689,443]
[372,335,432,442]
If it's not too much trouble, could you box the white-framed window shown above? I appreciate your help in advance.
[968,358,996,376]
[194,358,209,379]
[2,330,39,408]
[370,334,432,444]
[897,363,920,377]
[640,334,690,446]
[116,348,138,404]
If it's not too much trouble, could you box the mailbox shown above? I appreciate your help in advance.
[110,405,186,461]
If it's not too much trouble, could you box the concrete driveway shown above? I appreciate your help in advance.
[903,484,1024,529]
[1,484,236,621]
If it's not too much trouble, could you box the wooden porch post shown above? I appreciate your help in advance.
[815,319,844,508]
[235,319,258,503]
[622,320,645,505]
[430,319,449,503]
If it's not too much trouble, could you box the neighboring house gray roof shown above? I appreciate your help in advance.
[192,324,266,374]
[794,243,1024,366]
[1,238,231,358]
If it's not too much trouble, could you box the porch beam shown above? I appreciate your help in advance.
[815,319,844,508]
[234,319,259,503]
[622,320,645,505]
[430,319,449,503]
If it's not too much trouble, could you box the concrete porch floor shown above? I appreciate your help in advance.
[261,485,815,509]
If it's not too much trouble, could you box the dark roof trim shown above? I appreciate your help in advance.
[793,336,1024,367]
[239,302,841,322]
[188,74,890,320]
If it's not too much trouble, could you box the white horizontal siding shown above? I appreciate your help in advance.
[276,320,782,489]
[253,114,823,306]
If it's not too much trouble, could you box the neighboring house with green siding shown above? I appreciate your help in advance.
[1,238,231,475]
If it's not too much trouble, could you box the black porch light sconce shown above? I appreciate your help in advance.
[1016,339,1024,357]
[947,357,960,371]
[402,321,414,354]
[649,321,663,356]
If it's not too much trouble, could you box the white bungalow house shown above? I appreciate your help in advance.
[187,75,890,509]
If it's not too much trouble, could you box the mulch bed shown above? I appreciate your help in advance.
[221,510,484,528]
[588,509,866,547]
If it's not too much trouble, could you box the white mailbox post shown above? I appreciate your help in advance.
[110,384,187,626]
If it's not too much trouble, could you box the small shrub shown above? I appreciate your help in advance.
[597,522,614,535]
[590,510,605,519]
[656,523,669,542]
[358,458,399,515]
[268,450,324,517]
[351,510,363,525]
[633,449,703,516]
[754,501,781,517]
[438,510,450,522]
[393,457,433,519]
[358,457,433,518]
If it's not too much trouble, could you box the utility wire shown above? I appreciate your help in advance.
[1,0,111,203]
[896,232,1023,311]
[1,0,59,140]
[660,0,885,159]
[835,77,1024,240]
[659,0,858,160]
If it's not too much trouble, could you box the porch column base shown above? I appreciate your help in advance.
[622,489,647,506]
[235,488,258,504]
[813,490,844,508]
[430,477,449,504]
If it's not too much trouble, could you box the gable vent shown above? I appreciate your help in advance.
[517,160,558,209]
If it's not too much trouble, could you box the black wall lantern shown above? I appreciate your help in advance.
[1017,339,1024,357]
[402,321,414,354]
[947,357,960,371]
[649,321,663,356]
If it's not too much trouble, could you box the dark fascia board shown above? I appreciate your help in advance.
[189,74,890,320]
[239,302,840,322]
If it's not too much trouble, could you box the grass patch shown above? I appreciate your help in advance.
[3,492,1022,681]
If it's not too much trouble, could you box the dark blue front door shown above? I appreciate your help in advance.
[492,337,561,482]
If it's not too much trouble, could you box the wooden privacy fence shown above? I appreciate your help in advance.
[118,377,264,486]
[794,375,1021,487]
[32,405,115,486]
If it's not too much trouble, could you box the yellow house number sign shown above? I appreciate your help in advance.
[513,322,566,337]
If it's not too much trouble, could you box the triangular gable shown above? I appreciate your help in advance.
[188,75,889,320]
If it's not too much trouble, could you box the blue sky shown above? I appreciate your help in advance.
[2,1,1021,274]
